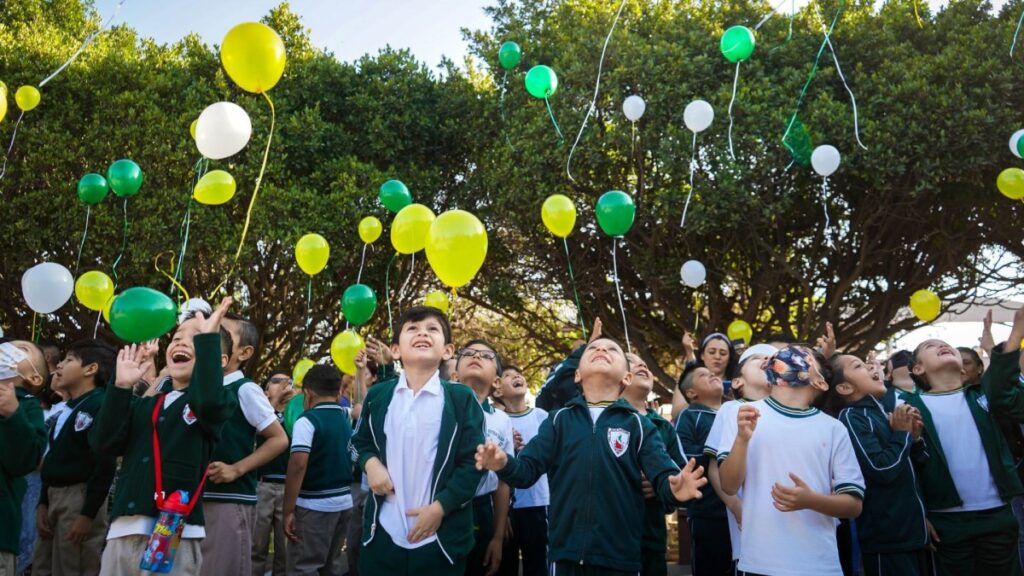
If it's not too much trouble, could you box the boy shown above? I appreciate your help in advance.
[34,339,118,575]
[493,364,549,576]
[475,337,706,575]
[535,318,602,411]
[202,314,288,576]
[90,297,237,575]
[0,340,48,575]
[623,352,685,576]
[675,364,730,576]
[282,364,353,576]
[830,354,929,575]
[252,370,295,576]
[451,340,514,576]
[352,306,485,575]
[718,346,864,576]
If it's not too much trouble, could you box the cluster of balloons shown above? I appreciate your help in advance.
[909,289,941,323]
[999,131,1024,200]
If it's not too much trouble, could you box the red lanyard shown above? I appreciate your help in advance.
[151,394,208,514]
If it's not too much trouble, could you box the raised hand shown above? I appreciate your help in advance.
[1008,306,1024,360]
[681,331,696,362]
[889,404,914,434]
[475,441,508,472]
[196,297,233,334]
[737,405,759,442]
[587,317,603,344]
[980,309,995,354]
[669,458,707,502]
[114,344,155,390]
[772,472,815,512]
[816,322,837,358]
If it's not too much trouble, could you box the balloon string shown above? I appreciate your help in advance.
[821,177,832,238]
[499,70,515,151]
[769,0,796,54]
[680,131,698,228]
[693,291,700,334]
[384,252,398,339]
[31,313,38,343]
[563,238,587,340]
[726,61,741,160]
[611,238,631,353]
[630,122,637,183]
[74,205,92,277]
[39,0,127,87]
[754,0,790,30]
[356,243,368,285]
[154,251,190,302]
[211,91,276,298]
[300,275,312,357]
[544,98,564,143]
[111,197,129,289]
[1012,9,1024,63]
[93,310,101,338]
[175,157,206,287]
[566,0,627,183]
[912,0,924,28]
[0,111,26,182]
[398,252,416,302]
[448,288,459,326]
[825,37,867,150]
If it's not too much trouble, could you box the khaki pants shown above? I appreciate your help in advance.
[100,534,202,576]
[32,484,108,576]
[251,481,286,576]
[0,551,15,576]
[199,501,255,576]
[287,507,350,576]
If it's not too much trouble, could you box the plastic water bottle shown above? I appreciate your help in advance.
[139,490,190,573]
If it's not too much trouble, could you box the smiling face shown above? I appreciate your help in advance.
[835,355,886,400]
[392,316,454,370]
[701,338,731,377]
[625,352,653,394]
[575,338,631,392]
[912,339,963,382]
[498,367,528,401]
[165,318,210,382]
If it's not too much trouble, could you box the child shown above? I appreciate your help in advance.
[451,340,514,576]
[493,364,549,576]
[717,345,864,576]
[352,306,485,575]
[623,352,685,576]
[201,314,288,576]
[475,337,706,575]
[0,339,48,575]
[90,297,237,575]
[34,339,118,576]
[829,354,929,576]
[674,365,730,576]
[702,344,775,573]
[282,364,353,575]
[252,370,295,576]
[535,318,602,412]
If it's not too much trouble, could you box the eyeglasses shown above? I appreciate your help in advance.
[268,376,293,387]
[458,349,496,362]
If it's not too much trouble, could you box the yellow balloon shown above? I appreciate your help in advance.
[102,293,117,324]
[391,204,435,254]
[358,216,383,244]
[75,271,115,311]
[190,119,198,140]
[997,168,1024,200]
[541,194,577,238]
[727,319,753,346]
[293,358,315,388]
[0,82,7,123]
[220,22,287,94]
[295,233,330,275]
[424,290,450,315]
[193,170,237,205]
[910,289,941,322]
[425,210,488,288]
[15,85,40,112]
[331,330,365,376]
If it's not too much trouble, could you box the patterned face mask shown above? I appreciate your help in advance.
[764,346,819,388]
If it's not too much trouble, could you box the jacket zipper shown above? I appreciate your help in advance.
[580,408,599,565]
[431,420,459,565]
[365,412,380,545]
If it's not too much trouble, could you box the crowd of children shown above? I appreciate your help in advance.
[2,300,1023,576]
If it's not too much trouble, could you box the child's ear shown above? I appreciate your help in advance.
[810,377,829,393]
[620,371,633,388]
[911,362,925,377]
[220,354,229,369]
[82,362,99,379]
[574,369,582,384]
[238,345,255,363]
[836,381,855,397]
[442,343,455,361]
[389,343,402,361]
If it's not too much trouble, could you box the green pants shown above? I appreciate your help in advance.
[929,506,1021,576]
[358,523,466,576]
[861,549,929,576]
[465,495,496,576]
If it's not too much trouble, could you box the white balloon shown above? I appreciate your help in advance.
[683,100,714,133]
[195,102,252,160]
[680,260,706,288]
[1010,129,1024,159]
[622,95,646,122]
[811,145,841,177]
[21,262,74,314]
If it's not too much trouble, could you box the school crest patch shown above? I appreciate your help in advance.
[74,411,93,432]
[608,427,630,458]
[182,404,197,425]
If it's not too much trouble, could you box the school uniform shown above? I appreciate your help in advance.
[643,409,686,576]
[286,402,353,576]
[90,333,237,576]
[898,346,1024,576]
[252,410,288,576]
[33,387,116,575]
[535,346,584,412]
[499,407,550,576]
[675,403,730,576]
[352,372,485,576]
[703,399,748,570]
[838,395,929,576]
[0,388,46,572]
[466,399,514,576]
[497,396,688,575]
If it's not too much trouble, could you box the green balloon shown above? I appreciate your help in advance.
[107,159,144,198]
[720,25,756,63]
[498,41,522,70]
[283,393,305,434]
[379,179,412,213]
[109,287,177,343]
[525,65,558,99]
[595,190,636,237]
[1016,136,1024,160]
[77,173,108,205]
[342,283,377,326]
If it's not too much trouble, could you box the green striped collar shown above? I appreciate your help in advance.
[765,396,819,418]
[920,387,966,397]
[506,407,534,418]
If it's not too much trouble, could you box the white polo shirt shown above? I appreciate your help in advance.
[475,401,515,497]
[703,398,746,561]
[507,407,550,508]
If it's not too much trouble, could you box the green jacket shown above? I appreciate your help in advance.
[675,403,725,518]
[39,387,116,519]
[204,376,260,504]
[0,388,46,554]
[838,395,929,553]
[351,376,484,564]
[900,347,1024,511]
[497,396,687,572]
[643,410,685,552]
[90,333,237,526]
[536,345,584,412]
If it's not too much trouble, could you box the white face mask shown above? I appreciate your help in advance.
[0,342,28,381]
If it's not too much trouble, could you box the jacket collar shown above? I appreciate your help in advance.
[223,370,246,386]
[566,395,636,413]
[851,394,886,412]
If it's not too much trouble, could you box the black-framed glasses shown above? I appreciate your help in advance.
[458,349,496,362]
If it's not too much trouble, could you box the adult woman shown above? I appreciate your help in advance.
[671,332,738,420]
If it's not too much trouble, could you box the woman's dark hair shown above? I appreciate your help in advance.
[695,333,738,380]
